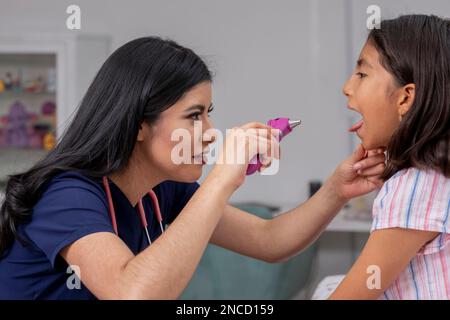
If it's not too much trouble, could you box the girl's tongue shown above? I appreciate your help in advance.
[348,119,364,132]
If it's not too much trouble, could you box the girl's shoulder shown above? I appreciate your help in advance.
[372,167,449,233]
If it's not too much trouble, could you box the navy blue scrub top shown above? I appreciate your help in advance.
[0,171,199,299]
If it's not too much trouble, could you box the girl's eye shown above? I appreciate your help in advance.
[355,72,368,79]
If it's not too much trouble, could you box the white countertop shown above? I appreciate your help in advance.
[274,203,372,233]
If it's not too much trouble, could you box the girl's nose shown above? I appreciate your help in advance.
[342,77,353,97]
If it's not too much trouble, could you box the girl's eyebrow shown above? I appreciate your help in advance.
[357,58,374,69]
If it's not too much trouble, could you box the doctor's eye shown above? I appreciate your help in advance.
[189,112,202,120]
[207,105,214,117]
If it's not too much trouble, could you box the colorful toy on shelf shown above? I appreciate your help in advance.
[2,101,38,148]
[0,128,5,147]
[4,72,13,90]
[42,101,56,115]
[24,76,45,93]
[43,132,56,151]
[40,100,56,128]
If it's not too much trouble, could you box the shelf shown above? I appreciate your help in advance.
[325,208,372,233]
[0,91,55,98]
[273,202,372,233]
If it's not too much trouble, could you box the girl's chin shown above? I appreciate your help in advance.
[360,138,387,151]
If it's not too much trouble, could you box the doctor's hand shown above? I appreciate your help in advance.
[207,122,280,192]
[328,144,386,201]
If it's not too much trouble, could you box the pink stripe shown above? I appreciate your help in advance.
[424,172,440,228]
[439,250,450,298]
[432,247,443,298]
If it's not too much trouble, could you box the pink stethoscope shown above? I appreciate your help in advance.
[102,176,164,246]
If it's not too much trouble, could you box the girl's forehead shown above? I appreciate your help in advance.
[359,43,379,65]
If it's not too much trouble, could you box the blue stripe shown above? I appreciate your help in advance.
[380,182,389,209]
[409,262,420,299]
[406,171,421,228]
[383,291,389,300]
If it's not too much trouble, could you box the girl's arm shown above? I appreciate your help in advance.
[328,228,439,300]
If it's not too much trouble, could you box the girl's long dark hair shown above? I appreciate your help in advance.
[0,37,212,255]
[368,15,450,180]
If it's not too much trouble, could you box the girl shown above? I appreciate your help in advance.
[331,14,450,299]
[0,37,385,299]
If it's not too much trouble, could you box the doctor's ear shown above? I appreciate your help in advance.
[396,83,415,120]
[137,123,147,142]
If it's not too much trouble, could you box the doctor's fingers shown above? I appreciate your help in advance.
[357,163,386,176]
[354,154,385,171]
[236,122,281,142]
[246,132,280,161]
[366,148,386,157]
[239,121,280,135]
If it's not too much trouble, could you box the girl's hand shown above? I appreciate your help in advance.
[329,144,386,201]
[209,122,280,192]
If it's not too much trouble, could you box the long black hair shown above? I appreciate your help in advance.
[0,37,212,255]
[367,15,450,180]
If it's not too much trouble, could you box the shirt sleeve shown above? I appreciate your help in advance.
[371,168,450,255]
[24,173,115,268]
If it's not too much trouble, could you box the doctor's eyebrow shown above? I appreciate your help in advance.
[357,58,374,69]
[184,103,213,113]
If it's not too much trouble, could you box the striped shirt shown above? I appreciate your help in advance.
[371,167,450,300]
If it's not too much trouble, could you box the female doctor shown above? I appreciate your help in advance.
[0,37,385,299]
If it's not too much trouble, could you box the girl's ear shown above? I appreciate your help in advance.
[397,83,416,119]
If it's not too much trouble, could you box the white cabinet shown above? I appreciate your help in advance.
[0,34,111,182]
